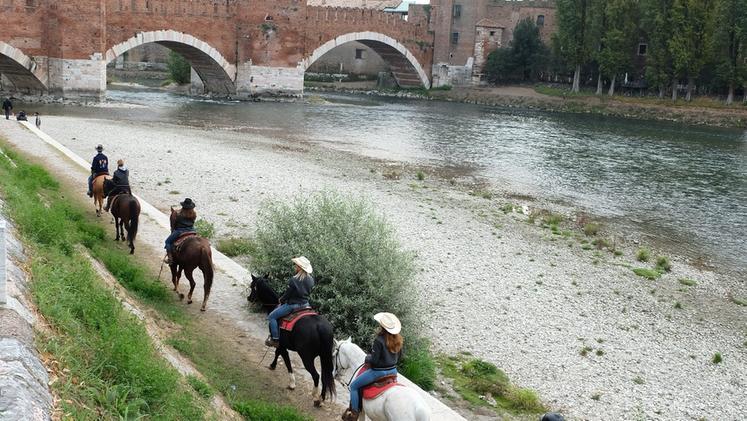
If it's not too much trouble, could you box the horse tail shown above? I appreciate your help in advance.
[201,244,214,297]
[317,320,336,401]
[128,198,139,242]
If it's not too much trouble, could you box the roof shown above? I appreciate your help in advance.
[307,0,401,9]
[383,0,430,13]
[475,18,503,28]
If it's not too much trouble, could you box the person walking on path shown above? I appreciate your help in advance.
[2,98,12,120]
[34,112,41,128]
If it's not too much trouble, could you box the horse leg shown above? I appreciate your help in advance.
[300,353,322,407]
[279,348,296,390]
[269,348,281,370]
[185,268,197,305]
[170,264,184,300]
[120,219,127,242]
[114,217,120,241]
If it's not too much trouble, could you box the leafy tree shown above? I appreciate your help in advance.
[597,0,640,95]
[167,51,191,85]
[708,0,747,104]
[554,0,596,92]
[485,48,517,84]
[485,19,549,83]
[668,0,713,101]
[641,0,676,98]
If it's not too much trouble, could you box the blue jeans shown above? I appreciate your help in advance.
[164,228,195,251]
[267,303,306,340]
[87,174,94,193]
[349,367,397,411]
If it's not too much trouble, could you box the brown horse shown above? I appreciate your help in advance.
[110,194,140,254]
[169,208,214,311]
[92,174,109,217]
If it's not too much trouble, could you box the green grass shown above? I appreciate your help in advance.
[469,189,494,200]
[712,353,723,364]
[195,219,215,239]
[655,256,672,272]
[187,375,214,399]
[678,278,697,287]
[437,355,545,414]
[416,170,426,181]
[636,247,651,262]
[730,296,747,306]
[583,222,600,236]
[0,141,310,420]
[632,268,661,280]
[0,145,207,419]
[216,236,257,257]
[399,341,437,391]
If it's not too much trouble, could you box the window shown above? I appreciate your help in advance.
[451,32,460,44]
[452,4,461,18]
[489,31,496,37]
[638,43,648,56]
[355,49,365,60]
[537,15,545,26]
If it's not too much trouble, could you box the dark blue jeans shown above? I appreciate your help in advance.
[267,303,307,340]
[164,228,194,251]
[349,367,397,411]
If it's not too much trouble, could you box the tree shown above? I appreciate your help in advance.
[554,0,596,92]
[484,19,549,83]
[597,0,640,96]
[167,51,191,85]
[588,0,609,95]
[709,0,747,104]
[641,0,676,98]
[668,0,713,101]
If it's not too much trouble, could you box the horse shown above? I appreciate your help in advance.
[92,174,109,217]
[247,274,336,407]
[333,337,430,421]
[168,208,214,311]
[109,193,140,254]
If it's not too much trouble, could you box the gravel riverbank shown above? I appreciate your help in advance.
[40,115,745,420]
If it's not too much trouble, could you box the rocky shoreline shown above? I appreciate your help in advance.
[30,114,746,420]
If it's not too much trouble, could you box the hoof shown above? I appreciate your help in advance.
[187,300,193,305]
[287,385,296,391]
[200,307,206,312]
[268,365,276,371]
[179,293,185,300]
[313,400,321,408]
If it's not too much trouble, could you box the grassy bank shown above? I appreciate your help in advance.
[0,140,309,420]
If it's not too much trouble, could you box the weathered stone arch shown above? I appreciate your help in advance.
[303,32,430,89]
[104,31,236,95]
[0,42,47,93]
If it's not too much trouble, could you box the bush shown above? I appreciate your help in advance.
[399,340,437,391]
[583,222,600,236]
[508,387,546,412]
[656,256,672,272]
[216,237,256,257]
[249,191,416,346]
[636,247,651,262]
[167,51,191,85]
[633,268,661,280]
[195,219,215,239]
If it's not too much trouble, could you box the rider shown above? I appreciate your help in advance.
[104,159,131,212]
[164,198,197,264]
[342,312,403,421]
[265,256,314,348]
[87,144,109,197]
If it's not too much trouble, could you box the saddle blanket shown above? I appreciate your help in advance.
[279,308,317,331]
[355,366,402,400]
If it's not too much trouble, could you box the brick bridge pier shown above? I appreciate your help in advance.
[0,0,433,100]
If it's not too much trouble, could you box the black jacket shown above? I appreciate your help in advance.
[112,168,130,187]
[173,213,196,230]
[2,99,11,111]
[91,153,109,174]
[364,334,401,370]
[279,274,314,305]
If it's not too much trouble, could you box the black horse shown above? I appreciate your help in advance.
[248,274,335,407]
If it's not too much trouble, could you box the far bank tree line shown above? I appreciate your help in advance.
[486,0,747,104]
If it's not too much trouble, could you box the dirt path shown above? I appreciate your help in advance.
[0,121,346,420]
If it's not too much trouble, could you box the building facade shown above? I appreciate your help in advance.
[430,0,557,87]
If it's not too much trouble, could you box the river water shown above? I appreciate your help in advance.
[19,88,747,272]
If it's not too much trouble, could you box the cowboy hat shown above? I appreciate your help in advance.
[95,144,104,151]
[373,312,401,335]
[291,256,313,274]
[180,198,196,209]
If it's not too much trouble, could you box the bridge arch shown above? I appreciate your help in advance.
[104,31,236,95]
[303,32,430,89]
[0,42,47,93]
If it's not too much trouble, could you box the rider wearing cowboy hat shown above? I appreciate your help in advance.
[164,198,197,264]
[342,312,404,421]
[87,144,109,197]
[265,256,315,348]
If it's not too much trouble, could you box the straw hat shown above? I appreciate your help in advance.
[291,256,313,274]
[374,312,401,335]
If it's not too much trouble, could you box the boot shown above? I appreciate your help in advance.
[164,251,174,265]
[104,197,111,212]
[87,190,93,198]
[341,408,360,421]
[264,336,279,348]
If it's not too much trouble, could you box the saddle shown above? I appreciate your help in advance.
[173,232,197,252]
[354,365,402,400]
[279,307,317,332]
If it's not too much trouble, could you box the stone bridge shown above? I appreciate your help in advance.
[0,0,433,99]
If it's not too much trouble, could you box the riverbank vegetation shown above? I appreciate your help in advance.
[486,0,747,105]
[0,141,310,420]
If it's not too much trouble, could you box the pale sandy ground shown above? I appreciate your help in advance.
[4,115,746,420]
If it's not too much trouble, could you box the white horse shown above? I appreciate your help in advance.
[333,337,430,421]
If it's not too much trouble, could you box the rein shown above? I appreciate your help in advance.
[333,343,364,388]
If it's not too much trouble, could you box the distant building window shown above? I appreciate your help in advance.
[355,49,365,60]
[490,31,496,36]
[537,15,545,26]
[451,32,460,44]
[452,4,461,18]
[638,43,648,56]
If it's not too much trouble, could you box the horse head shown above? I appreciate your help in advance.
[248,273,279,313]
[332,337,357,381]
[169,206,177,231]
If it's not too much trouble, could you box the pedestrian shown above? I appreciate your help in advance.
[16,111,27,121]
[2,98,12,120]
[34,112,41,128]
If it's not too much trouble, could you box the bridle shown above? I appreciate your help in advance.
[333,342,364,388]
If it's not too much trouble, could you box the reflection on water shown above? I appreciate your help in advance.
[18,88,747,271]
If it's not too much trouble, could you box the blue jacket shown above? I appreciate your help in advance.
[91,153,109,174]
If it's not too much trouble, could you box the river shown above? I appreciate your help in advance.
[17,88,747,273]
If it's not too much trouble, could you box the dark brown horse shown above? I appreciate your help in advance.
[109,194,140,254]
[169,208,214,311]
